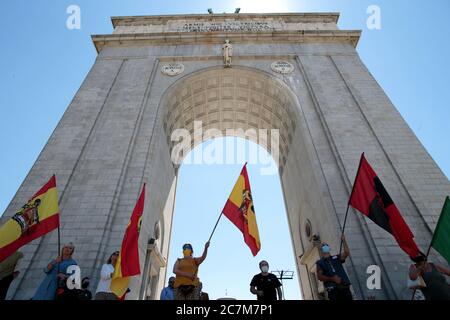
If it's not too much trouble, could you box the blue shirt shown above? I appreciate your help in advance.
[316,254,351,289]
[160,286,174,300]
[33,258,77,300]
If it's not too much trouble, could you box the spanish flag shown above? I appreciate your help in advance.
[111,184,145,298]
[222,164,261,256]
[0,175,60,262]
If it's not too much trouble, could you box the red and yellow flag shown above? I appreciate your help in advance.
[222,164,261,256]
[0,175,60,262]
[111,183,145,298]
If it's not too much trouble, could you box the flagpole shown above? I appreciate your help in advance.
[208,212,224,243]
[339,205,351,255]
[57,174,61,275]
[57,226,61,274]
[339,153,365,255]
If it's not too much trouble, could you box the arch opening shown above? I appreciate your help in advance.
[139,65,339,300]
[149,66,308,300]
[166,137,303,299]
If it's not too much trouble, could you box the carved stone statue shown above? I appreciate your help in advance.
[222,39,233,68]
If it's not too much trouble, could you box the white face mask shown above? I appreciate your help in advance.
[261,266,269,273]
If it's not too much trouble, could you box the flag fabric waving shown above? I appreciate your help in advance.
[430,196,450,264]
[348,153,421,258]
[111,183,145,298]
[0,175,60,262]
[222,164,261,256]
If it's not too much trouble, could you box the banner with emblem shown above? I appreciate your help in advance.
[0,175,60,262]
[348,153,421,258]
[222,163,261,256]
[111,183,145,298]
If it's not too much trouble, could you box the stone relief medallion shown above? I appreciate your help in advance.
[161,63,185,76]
[271,61,294,74]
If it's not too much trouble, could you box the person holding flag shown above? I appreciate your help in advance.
[409,254,450,300]
[172,242,210,300]
[408,196,450,300]
[110,184,146,299]
[33,243,77,300]
[316,235,352,301]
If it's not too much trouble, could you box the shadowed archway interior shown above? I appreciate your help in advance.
[162,67,299,173]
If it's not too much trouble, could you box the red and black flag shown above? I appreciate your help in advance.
[349,153,421,258]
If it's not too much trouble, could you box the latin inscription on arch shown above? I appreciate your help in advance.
[177,21,274,32]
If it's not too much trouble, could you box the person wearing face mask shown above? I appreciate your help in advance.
[160,276,175,300]
[173,242,210,300]
[250,260,282,301]
[316,235,352,301]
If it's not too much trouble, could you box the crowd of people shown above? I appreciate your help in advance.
[162,235,450,301]
[314,235,450,300]
[1,236,450,300]
[0,244,128,300]
[159,242,282,301]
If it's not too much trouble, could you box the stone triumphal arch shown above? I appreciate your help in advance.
[2,12,449,300]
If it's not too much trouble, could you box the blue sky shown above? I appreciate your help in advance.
[168,139,300,299]
[0,0,449,300]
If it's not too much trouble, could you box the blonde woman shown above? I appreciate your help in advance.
[33,243,77,300]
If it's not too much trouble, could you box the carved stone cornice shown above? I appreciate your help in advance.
[111,12,341,28]
[92,30,361,53]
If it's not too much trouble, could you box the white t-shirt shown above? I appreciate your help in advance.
[96,263,115,294]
